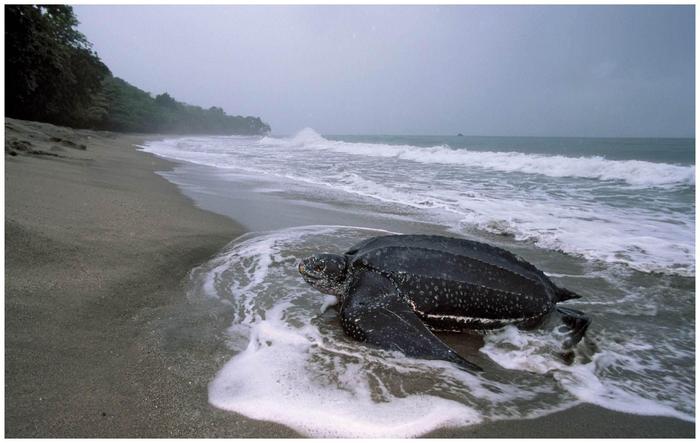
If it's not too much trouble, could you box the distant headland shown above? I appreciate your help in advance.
[5,5,270,135]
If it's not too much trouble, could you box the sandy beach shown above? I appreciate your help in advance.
[5,118,296,437]
[5,118,694,438]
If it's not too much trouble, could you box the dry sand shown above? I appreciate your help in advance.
[4,118,695,437]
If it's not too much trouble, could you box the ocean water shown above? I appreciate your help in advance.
[141,131,695,436]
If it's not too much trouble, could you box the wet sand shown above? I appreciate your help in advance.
[4,118,694,437]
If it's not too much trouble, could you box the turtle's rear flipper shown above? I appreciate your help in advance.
[340,271,482,372]
[556,306,591,348]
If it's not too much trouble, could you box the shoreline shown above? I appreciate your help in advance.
[4,118,298,437]
[153,154,696,438]
[5,119,694,437]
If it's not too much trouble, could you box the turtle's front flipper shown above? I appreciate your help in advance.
[556,306,591,348]
[340,270,482,372]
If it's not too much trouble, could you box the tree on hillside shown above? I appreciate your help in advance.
[5,5,271,135]
[154,93,178,109]
[5,5,110,125]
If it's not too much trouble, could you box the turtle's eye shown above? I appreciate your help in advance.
[315,264,324,272]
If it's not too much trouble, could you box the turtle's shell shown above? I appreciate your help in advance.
[344,235,559,329]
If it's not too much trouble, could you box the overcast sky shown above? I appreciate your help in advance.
[74,5,694,137]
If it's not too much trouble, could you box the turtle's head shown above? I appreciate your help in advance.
[298,253,348,296]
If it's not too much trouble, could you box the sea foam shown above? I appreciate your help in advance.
[193,227,486,437]
[265,129,695,187]
[188,226,694,437]
[141,132,695,276]
[482,326,695,422]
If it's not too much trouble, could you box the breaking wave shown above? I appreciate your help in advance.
[141,132,695,277]
[267,128,694,187]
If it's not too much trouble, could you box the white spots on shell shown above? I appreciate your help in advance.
[343,242,559,338]
[393,271,553,330]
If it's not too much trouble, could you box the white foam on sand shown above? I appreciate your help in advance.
[192,226,484,437]
[187,226,694,437]
[207,303,481,438]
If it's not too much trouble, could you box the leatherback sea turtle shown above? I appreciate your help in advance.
[299,234,590,371]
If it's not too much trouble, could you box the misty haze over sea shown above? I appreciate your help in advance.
[75,5,694,137]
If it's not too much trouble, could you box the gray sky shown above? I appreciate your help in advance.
[74,5,694,137]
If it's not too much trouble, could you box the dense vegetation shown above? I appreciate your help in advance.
[91,77,270,134]
[6,5,109,126]
[5,5,270,135]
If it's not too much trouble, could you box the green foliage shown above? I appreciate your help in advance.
[5,5,271,135]
[5,5,110,125]
[89,77,271,135]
